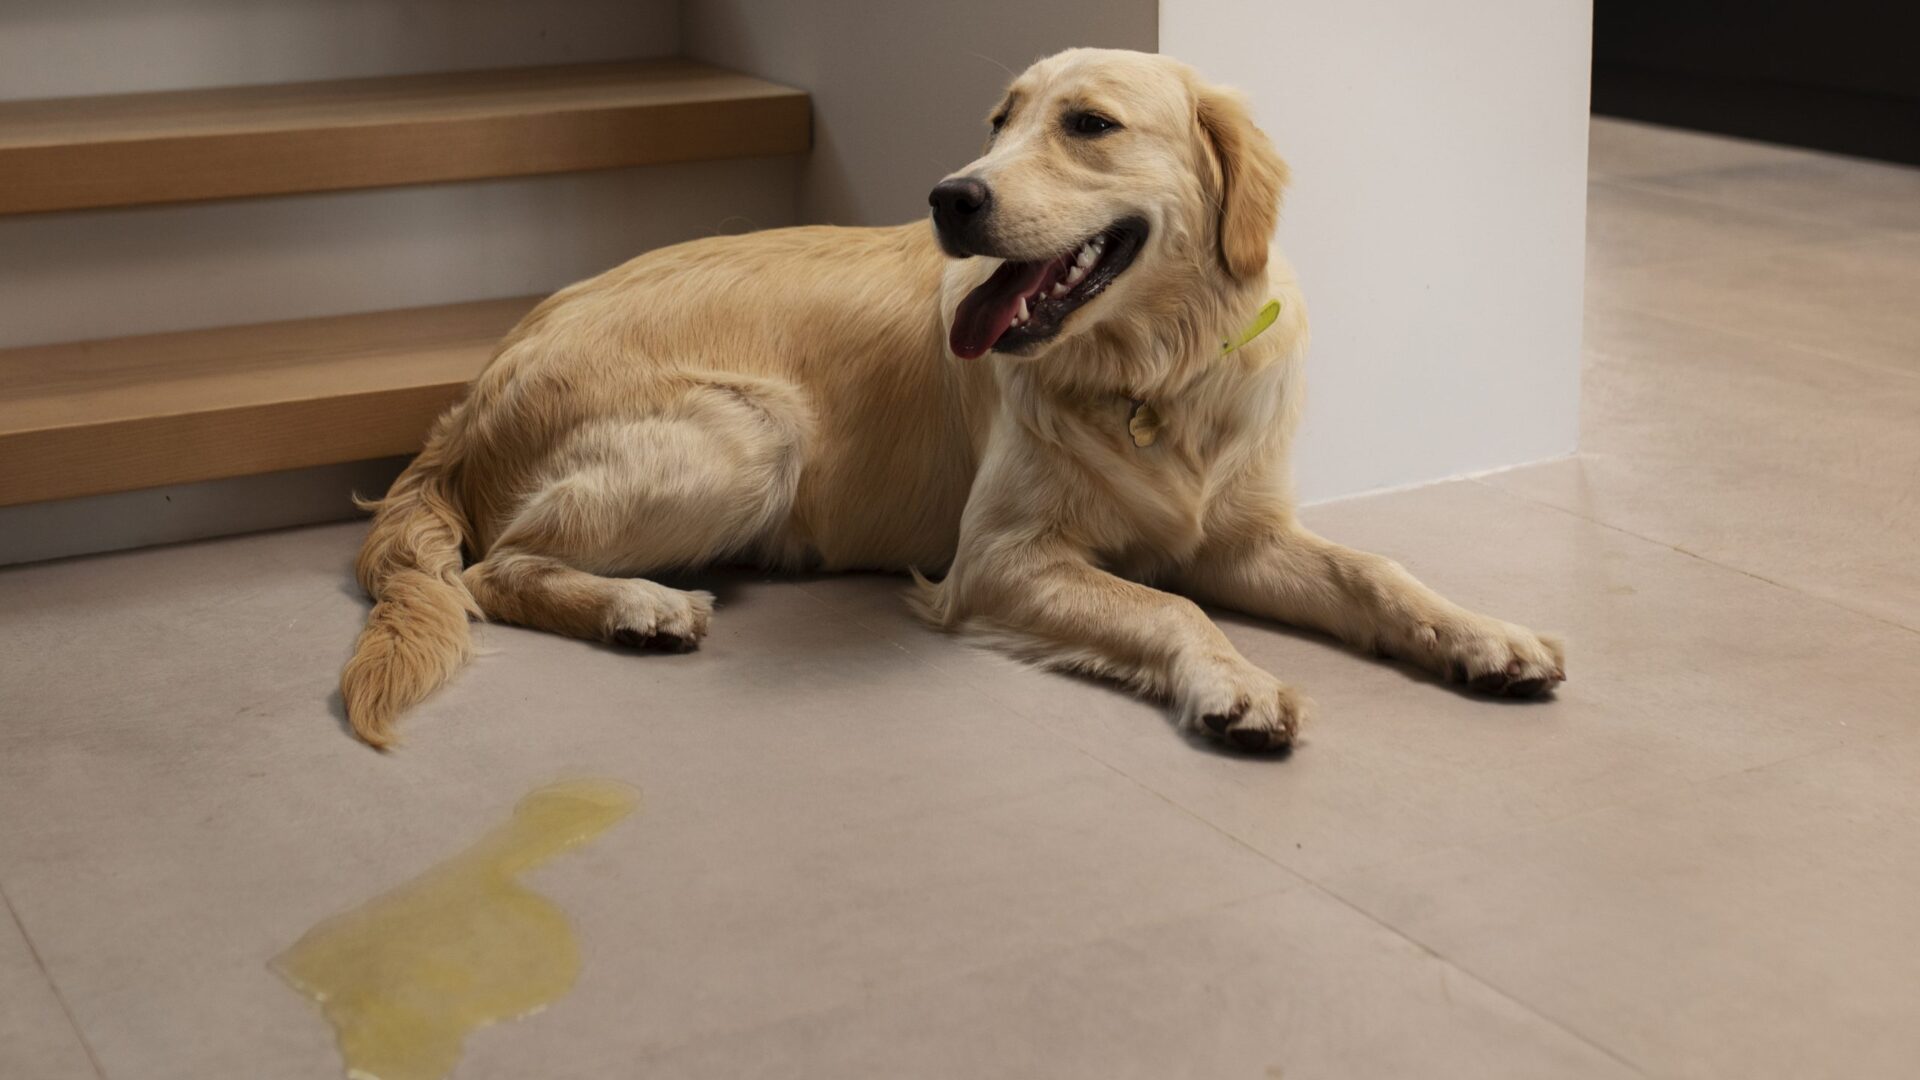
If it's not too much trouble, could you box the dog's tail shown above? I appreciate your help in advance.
[340,423,480,748]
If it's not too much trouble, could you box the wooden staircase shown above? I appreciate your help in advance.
[0,58,808,507]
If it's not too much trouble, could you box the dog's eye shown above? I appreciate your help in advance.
[990,113,1009,132]
[1068,112,1119,136]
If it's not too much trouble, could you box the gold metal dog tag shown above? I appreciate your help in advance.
[1128,399,1163,448]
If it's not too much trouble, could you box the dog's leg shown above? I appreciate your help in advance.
[465,549,714,650]
[464,374,809,650]
[1182,521,1565,697]
[922,546,1307,750]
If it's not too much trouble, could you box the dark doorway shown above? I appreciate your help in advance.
[1592,2,1920,165]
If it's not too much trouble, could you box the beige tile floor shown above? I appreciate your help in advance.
[2,118,1917,1080]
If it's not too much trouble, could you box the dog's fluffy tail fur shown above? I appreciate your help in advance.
[340,428,479,748]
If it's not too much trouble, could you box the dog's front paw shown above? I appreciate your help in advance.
[1418,614,1565,698]
[1178,658,1310,752]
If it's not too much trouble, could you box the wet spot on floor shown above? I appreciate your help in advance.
[272,778,639,1080]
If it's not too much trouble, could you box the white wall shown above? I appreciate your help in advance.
[1163,0,1590,502]
[684,0,1158,226]
[0,0,680,100]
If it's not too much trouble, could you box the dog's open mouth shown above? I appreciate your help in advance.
[948,217,1148,359]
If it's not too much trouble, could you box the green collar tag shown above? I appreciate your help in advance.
[1221,299,1281,356]
[1128,299,1282,449]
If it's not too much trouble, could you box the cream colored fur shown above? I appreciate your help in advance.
[342,49,1565,749]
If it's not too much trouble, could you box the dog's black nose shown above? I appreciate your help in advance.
[929,176,991,220]
[929,177,993,255]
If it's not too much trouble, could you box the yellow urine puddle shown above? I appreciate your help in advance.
[272,778,639,1080]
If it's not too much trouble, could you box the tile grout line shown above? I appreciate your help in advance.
[627,882,1310,1065]
[1588,177,1877,273]
[1592,224,1899,280]
[1587,285,1920,386]
[1470,477,1920,638]
[1587,120,1840,186]
[1083,761,1657,1075]
[1290,723,1916,1080]
[1042,719,1662,1076]
[791,584,1660,1073]
[1597,170,1920,239]
[1,877,109,1080]
[1296,876,1654,1077]
[1303,723,1868,907]
[781,579,1279,838]
[785,581,1343,876]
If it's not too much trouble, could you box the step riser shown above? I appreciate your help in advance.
[0,296,540,508]
[0,385,464,507]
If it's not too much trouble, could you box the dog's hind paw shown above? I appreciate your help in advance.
[604,584,714,654]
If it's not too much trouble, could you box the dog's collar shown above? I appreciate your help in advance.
[1127,300,1281,448]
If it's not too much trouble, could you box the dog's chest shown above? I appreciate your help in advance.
[1081,397,1250,562]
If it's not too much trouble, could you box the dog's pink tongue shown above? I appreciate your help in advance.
[949,258,1053,359]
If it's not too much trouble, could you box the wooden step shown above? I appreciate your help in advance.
[0,298,543,506]
[0,59,810,214]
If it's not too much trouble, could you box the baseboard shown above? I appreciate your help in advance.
[0,457,406,567]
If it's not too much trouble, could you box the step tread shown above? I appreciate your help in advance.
[0,58,810,212]
[0,297,540,505]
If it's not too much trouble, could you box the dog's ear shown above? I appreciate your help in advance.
[1196,86,1289,280]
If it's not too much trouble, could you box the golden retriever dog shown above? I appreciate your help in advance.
[341,48,1566,751]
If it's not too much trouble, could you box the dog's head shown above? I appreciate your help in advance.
[932,49,1288,362]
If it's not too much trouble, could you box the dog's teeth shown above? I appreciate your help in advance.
[1050,282,1070,297]
[1016,296,1029,322]
[1066,264,1087,285]
[1075,245,1096,268]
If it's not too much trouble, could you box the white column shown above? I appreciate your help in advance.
[1163,0,1592,500]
